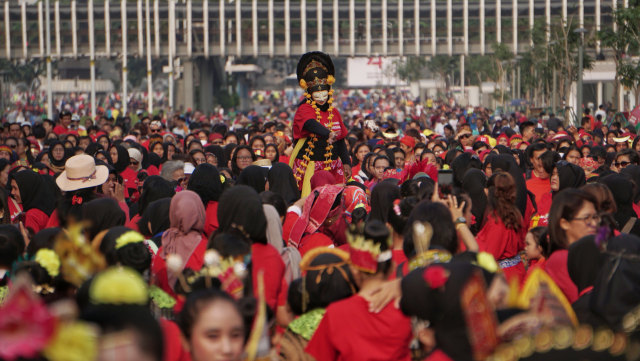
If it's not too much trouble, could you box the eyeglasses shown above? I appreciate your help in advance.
[6,144,16,149]
[237,156,253,161]
[150,128,161,133]
[571,214,601,224]
[615,161,631,168]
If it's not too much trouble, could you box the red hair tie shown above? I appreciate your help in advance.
[72,195,83,205]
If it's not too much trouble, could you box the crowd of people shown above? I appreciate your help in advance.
[2,57,640,360]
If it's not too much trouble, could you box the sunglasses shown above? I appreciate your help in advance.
[130,160,139,165]
[459,134,471,139]
[150,128,161,133]
[6,144,16,148]
[615,161,631,168]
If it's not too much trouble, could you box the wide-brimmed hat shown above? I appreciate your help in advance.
[56,154,109,191]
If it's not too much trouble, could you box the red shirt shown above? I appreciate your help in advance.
[53,125,69,135]
[159,319,191,361]
[24,208,50,234]
[476,213,525,261]
[293,103,347,140]
[306,295,412,361]
[203,201,219,237]
[251,243,286,311]
[126,213,142,232]
[120,167,139,193]
[526,174,550,205]
[476,213,526,283]
[544,250,578,303]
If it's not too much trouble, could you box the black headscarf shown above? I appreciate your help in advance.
[556,161,586,191]
[204,145,226,168]
[147,152,162,168]
[13,170,56,215]
[451,153,482,188]
[137,175,175,216]
[267,163,300,205]
[400,262,482,361]
[493,145,511,154]
[217,185,267,244]
[599,173,640,235]
[590,234,640,330]
[369,179,401,225]
[462,168,487,233]
[82,197,127,241]
[47,140,71,168]
[567,235,603,293]
[162,142,178,163]
[187,164,223,206]
[138,198,172,245]
[490,154,527,216]
[621,164,640,203]
[109,144,130,174]
[237,165,267,194]
[84,142,102,157]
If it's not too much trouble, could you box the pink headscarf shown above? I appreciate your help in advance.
[288,184,345,249]
[161,190,206,290]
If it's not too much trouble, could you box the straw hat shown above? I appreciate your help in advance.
[56,154,109,191]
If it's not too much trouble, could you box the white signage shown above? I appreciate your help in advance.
[347,57,407,88]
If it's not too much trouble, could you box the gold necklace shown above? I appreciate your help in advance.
[294,90,335,182]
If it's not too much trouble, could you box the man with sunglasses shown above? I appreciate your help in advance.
[455,127,473,148]
[613,149,639,172]
[149,120,164,135]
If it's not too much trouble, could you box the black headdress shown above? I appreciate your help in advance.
[296,52,336,94]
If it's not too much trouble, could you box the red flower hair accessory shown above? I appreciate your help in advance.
[71,195,83,205]
[0,275,57,360]
[423,266,450,289]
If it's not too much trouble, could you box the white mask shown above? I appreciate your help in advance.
[312,90,329,105]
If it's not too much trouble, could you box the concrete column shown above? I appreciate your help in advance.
[597,81,603,108]
[198,58,215,114]
[177,60,194,111]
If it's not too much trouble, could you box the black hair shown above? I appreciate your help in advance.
[208,232,251,259]
[363,220,392,275]
[98,227,151,275]
[0,229,20,269]
[616,149,640,165]
[82,305,164,361]
[540,150,560,175]
[548,189,597,253]
[260,190,287,218]
[528,226,551,258]
[403,201,457,257]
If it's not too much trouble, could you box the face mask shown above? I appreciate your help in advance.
[312,90,329,105]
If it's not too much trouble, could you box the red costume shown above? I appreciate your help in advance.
[544,250,578,303]
[290,52,349,197]
[306,295,412,361]
[476,213,526,283]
